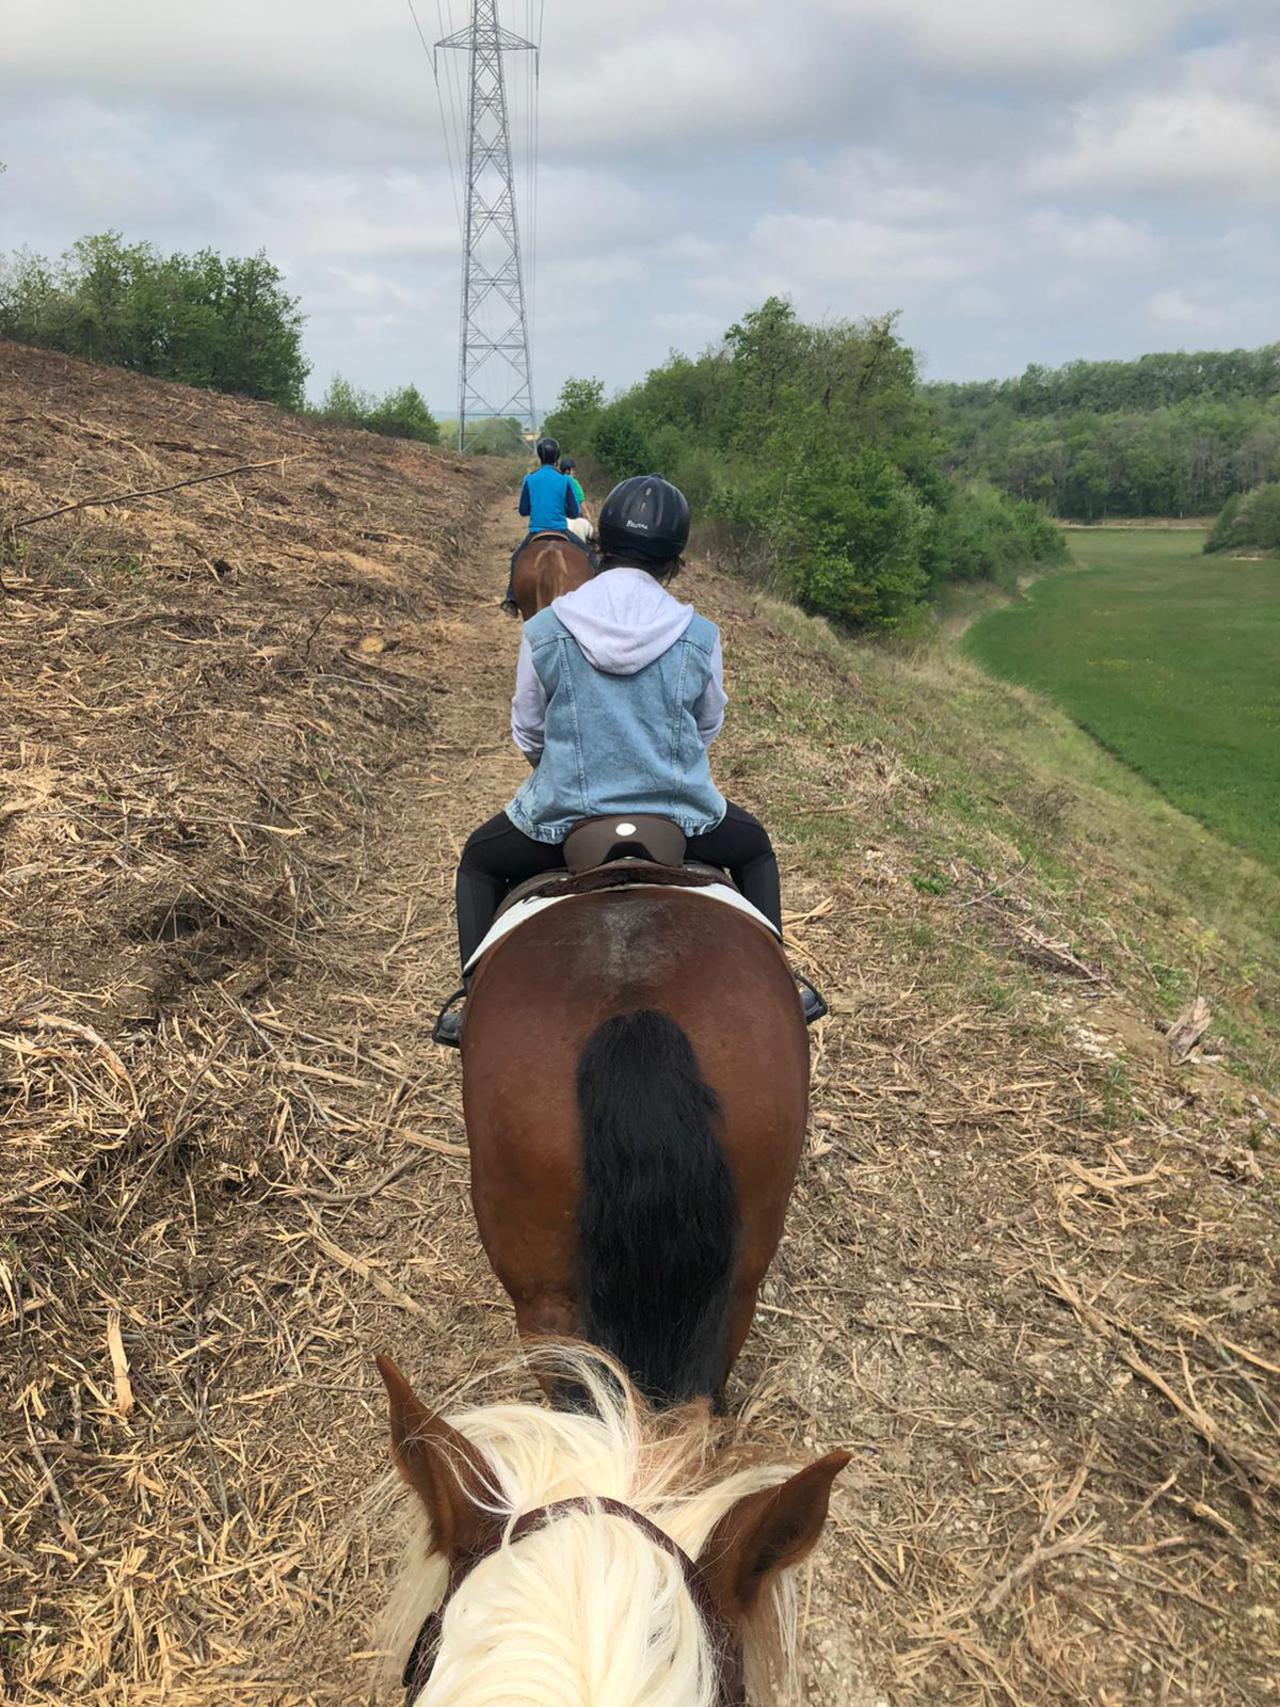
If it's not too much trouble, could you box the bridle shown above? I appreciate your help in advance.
[402,1496,746,1706]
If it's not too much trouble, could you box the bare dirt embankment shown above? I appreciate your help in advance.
[3,343,1278,1706]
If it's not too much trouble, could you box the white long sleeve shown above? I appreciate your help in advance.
[510,634,548,759]
[693,635,727,748]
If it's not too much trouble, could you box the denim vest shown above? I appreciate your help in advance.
[507,609,727,844]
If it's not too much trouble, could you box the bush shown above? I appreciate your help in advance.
[589,402,654,479]
[935,483,1069,587]
[1205,481,1280,555]
[466,417,526,457]
[311,375,440,444]
[0,232,309,407]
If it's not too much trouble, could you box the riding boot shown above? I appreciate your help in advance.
[433,981,468,1049]
[795,974,828,1026]
[500,551,520,616]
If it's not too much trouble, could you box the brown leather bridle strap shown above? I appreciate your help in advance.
[403,1495,745,1705]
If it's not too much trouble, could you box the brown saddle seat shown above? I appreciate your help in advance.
[495,814,736,922]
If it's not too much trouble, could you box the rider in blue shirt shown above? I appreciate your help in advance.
[520,436,580,532]
[502,435,581,613]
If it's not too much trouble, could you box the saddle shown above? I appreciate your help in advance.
[519,530,596,558]
[495,815,732,923]
[435,815,826,1044]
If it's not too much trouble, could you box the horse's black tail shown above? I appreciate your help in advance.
[575,1009,738,1406]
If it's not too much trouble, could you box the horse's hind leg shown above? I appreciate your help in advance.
[513,1293,579,1342]
[513,1294,584,1403]
[723,1276,765,1397]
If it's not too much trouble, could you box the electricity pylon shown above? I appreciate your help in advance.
[437,2,537,452]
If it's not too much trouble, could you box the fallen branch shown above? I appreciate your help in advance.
[11,455,294,530]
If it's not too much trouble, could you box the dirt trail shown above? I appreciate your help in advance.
[4,350,1278,1706]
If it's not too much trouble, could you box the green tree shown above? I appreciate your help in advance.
[542,376,605,458]
[467,416,527,456]
[365,384,440,443]
[0,231,309,407]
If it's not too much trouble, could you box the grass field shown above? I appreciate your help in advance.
[964,528,1280,872]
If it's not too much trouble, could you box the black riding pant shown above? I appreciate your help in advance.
[455,802,782,971]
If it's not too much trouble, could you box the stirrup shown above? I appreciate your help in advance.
[795,974,828,1027]
[432,987,467,1049]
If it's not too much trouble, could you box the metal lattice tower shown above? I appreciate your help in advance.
[437,2,537,452]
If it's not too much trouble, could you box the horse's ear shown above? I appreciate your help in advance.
[375,1354,500,1559]
[698,1451,851,1623]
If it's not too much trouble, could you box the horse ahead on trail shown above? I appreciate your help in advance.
[376,1343,849,1706]
[505,434,595,619]
[508,527,595,619]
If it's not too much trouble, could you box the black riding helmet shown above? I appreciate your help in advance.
[560,456,576,472]
[598,475,690,563]
[535,436,560,465]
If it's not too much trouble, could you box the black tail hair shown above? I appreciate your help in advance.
[575,1009,738,1406]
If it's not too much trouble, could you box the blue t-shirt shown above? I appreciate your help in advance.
[519,465,581,534]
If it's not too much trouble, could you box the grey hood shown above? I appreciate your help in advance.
[551,565,694,675]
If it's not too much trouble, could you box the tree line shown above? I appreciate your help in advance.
[544,297,1066,633]
[931,347,1280,520]
[0,233,440,445]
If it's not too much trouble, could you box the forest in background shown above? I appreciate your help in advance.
[544,297,1066,633]
[931,346,1280,520]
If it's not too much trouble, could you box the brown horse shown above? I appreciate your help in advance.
[510,530,594,619]
[459,880,810,1406]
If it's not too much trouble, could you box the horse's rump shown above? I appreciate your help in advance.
[461,888,809,1398]
[510,531,595,618]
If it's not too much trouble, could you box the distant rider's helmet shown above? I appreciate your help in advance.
[536,436,560,465]
[560,456,577,472]
[598,475,691,563]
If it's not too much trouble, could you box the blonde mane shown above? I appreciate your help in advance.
[380,1347,809,1706]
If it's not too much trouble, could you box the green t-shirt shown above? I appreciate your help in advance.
[568,476,585,507]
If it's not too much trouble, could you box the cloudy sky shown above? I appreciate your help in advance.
[3,1,1278,415]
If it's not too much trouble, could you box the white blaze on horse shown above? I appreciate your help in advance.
[377,1346,850,1706]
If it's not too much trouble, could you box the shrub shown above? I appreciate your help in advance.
[1205,481,1280,554]
[311,376,441,444]
[0,232,309,407]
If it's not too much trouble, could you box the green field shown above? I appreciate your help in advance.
[964,529,1280,872]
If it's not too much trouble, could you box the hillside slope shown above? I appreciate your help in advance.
[3,344,1278,1705]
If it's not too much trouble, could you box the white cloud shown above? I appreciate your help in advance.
[1031,44,1280,201]
[863,0,1207,75]
[785,150,982,225]
[1146,287,1223,328]
[1028,210,1160,262]
[748,213,990,289]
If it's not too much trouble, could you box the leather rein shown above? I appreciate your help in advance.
[402,1496,745,1705]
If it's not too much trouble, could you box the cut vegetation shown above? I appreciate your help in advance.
[3,344,1279,1706]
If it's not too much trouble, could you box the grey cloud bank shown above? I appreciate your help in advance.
[2,1,1277,409]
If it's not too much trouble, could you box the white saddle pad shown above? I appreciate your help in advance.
[464,879,779,975]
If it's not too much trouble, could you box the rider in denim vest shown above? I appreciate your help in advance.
[436,476,824,1044]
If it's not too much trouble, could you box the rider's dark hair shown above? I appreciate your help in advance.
[597,552,682,585]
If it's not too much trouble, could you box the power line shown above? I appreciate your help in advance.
[437,1,539,451]
[407,0,463,239]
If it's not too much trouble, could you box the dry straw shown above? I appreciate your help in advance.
[2,342,1278,1704]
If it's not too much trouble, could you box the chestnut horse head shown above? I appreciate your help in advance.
[511,532,594,619]
[458,883,811,1407]
[376,1344,850,1707]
